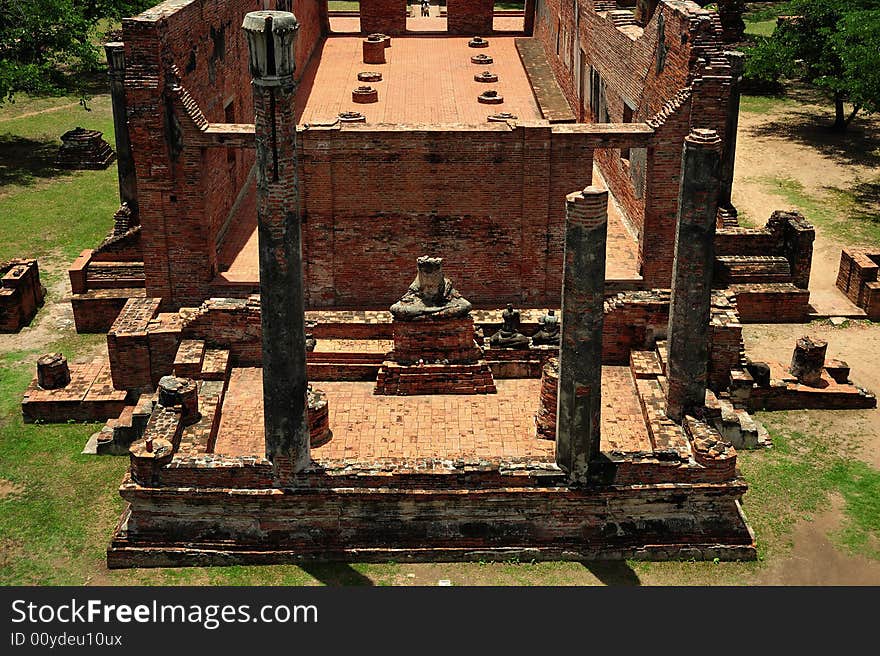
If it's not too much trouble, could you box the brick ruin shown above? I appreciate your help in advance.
[0,259,45,333]
[16,1,874,566]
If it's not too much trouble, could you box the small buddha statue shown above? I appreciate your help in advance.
[489,304,530,349]
[531,309,560,346]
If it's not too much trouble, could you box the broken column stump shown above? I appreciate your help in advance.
[37,353,71,389]
[789,336,827,387]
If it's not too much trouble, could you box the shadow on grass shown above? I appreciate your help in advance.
[0,133,67,187]
[299,562,375,586]
[581,560,641,586]
[746,108,880,169]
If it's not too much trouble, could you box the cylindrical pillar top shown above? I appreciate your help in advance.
[565,186,608,226]
[242,11,299,86]
[685,127,722,148]
[104,42,125,77]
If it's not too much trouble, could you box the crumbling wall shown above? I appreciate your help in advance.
[533,1,732,288]
[0,260,45,332]
[124,0,324,309]
[360,0,407,35]
[447,0,495,34]
[837,249,880,320]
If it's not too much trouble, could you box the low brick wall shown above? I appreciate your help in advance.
[837,249,880,320]
[730,283,810,323]
[0,259,45,332]
[109,469,754,567]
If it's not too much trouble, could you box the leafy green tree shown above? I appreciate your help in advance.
[744,0,880,131]
[0,0,151,102]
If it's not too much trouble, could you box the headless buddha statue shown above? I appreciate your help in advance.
[390,256,472,321]
[531,309,560,346]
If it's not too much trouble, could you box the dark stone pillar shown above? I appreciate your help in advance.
[105,42,138,219]
[666,129,723,422]
[556,187,608,483]
[718,50,743,210]
[523,0,536,35]
[243,11,310,473]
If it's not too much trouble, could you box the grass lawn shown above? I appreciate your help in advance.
[1,89,880,585]
[743,1,788,38]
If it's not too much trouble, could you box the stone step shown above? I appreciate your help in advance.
[173,339,206,378]
[715,255,792,285]
[200,347,231,381]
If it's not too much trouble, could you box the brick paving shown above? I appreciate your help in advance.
[296,35,542,125]
[213,365,649,461]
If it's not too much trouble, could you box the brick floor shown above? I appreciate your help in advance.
[213,365,649,461]
[296,35,542,125]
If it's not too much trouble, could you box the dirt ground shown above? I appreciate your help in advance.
[733,92,880,315]
[733,95,880,584]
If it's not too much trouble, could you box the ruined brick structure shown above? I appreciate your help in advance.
[0,260,45,332]
[837,249,880,320]
[71,0,792,325]
[37,0,874,568]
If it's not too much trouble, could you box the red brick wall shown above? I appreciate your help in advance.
[447,0,495,35]
[124,0,325,309]
[532,1,730,287]
[298,124,592,309]
[360,0,408,35]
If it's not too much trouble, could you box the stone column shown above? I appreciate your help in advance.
[718,51,743,211]
[243,11,310,473]
[523,0,537,35]
[555,187,608,483]
[105,42,138,219]
[666,129,723,422]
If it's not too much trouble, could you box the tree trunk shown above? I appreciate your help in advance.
[833,91,846,131]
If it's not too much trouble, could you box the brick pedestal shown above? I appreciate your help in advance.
[375,316,496,395]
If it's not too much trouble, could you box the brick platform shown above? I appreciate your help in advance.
[22,357,129,423]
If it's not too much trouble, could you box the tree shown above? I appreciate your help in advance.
[744,0,880,131]
[0,0,151,103]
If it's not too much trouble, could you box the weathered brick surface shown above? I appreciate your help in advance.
[447,0,494,35]
[123,0,324,309]
[532,2,733,288]
[360,0,407,35]
[730,283,810,323]
[0,259,45,332]
[21,358,128,423]
[837,249,880,320]
[298,124,591,308]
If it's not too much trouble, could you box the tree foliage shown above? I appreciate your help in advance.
[744,0,880,131]
[0,0,152,102]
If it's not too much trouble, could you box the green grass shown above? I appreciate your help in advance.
[743,2,788,38]
[740,93,796,115]
[752,175,880,246]
[0,94,118,263]
[739,418,880,561]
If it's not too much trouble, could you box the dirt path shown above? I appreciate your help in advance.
[753,494,880,585]
[733,97,880,316]
[0,102,82,123]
